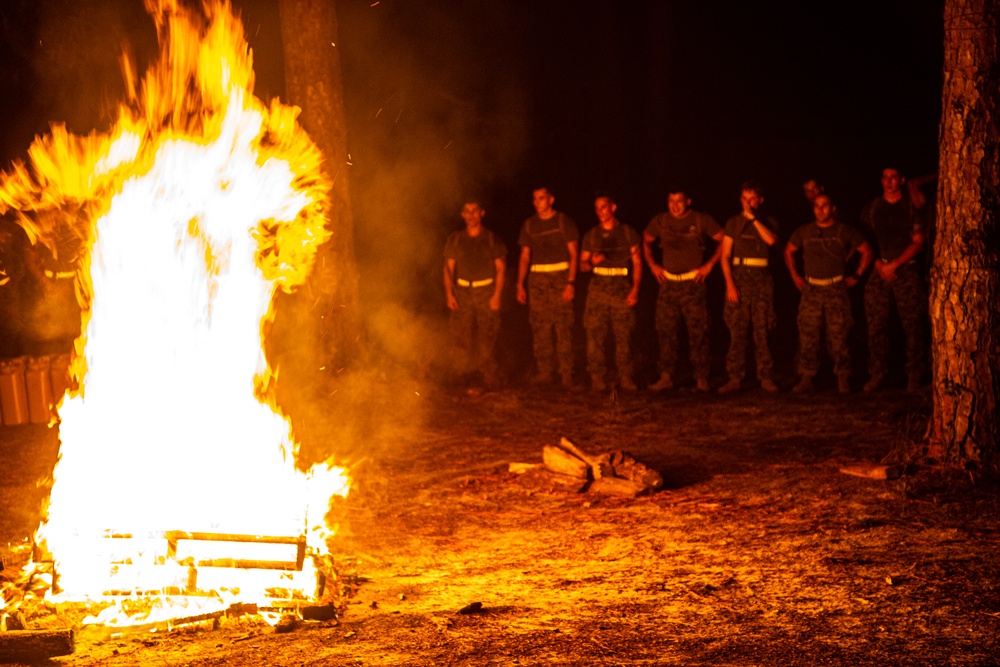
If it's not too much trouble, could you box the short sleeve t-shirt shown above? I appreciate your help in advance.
[788,221,866,280]
[581,222,640,269]
[861,197,924,261]
[644,210,722,273]
[724,214,777,260]
[518,212,579,265]
[444,228,507,282]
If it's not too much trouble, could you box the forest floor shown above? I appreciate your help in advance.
[2,372,999,666]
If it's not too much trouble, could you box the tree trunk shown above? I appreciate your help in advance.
[277,0,362,367]
[928,0,1000,471]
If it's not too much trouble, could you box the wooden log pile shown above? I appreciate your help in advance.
[540,437,664,497]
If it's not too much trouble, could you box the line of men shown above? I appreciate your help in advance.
[442,167,928,394]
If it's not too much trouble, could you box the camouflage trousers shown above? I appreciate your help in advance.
[797,281,852,377]
[528,270,575,379]
[584,277,634,380]
[449,284,500,379]
[723,267,775,381]
[655,279,710,381]
[864,263,926,378]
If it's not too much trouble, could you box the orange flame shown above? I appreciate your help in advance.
[0,0,348,612]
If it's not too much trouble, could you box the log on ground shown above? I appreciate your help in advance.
[542,444,590,479]
[0,629,75,661]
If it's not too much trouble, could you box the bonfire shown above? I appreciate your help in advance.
[0,0,348,633]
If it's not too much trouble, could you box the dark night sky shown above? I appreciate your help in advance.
[0,0,944,312]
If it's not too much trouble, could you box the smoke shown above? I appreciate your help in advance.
[337,1,530,374]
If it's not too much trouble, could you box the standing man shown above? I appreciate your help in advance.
[784,194,873,393]
[642,188,723,392]
[719,182,779,394]
[516,186,579,388]
[0,216,34,358]
[862,167,928,393]
[444,199,507,389]
[580,194,642,392]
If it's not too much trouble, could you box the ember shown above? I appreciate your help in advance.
[0,0,348,627]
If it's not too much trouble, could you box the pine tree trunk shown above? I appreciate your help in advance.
[928,0,1000,471]
[278,0,362,367]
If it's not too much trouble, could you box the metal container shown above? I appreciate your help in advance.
[49,353,72,402]
[25,355,55,424]
[0,357,29,426]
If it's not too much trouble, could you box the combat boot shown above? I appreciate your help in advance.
[760,378,779,393]
[792,374,814,393]
[863,372,885,393]
[717,378,741,395]
[694,377,711,393]
[648,373,674,391]
[837,374,851,394]
[619,375,638,391]
[591,375,607,392]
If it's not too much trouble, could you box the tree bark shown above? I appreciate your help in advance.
[928,0,1000,471]
[277,0,362,367]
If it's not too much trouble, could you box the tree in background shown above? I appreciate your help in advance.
[928,0,1000,472]
[278,0,362,369]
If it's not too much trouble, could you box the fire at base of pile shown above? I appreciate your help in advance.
[2,529,351,636]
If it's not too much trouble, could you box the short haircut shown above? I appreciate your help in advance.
[740,180,764,197]
[594,190,616,205]
[666,185,691,199]
[462,198,484,208]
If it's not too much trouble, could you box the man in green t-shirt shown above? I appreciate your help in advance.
[719,182,779,394]
[643,189,723,392]
[516,187,579,388]
[580,195,642,392]
[784,195,873,393]
[444,199,507,389]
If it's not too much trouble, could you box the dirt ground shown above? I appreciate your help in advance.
[2,374,1000,666]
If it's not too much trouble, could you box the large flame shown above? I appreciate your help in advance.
[0,0,347,615]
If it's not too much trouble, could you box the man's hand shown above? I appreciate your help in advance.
[447,294,459,310]
[591,252,606,266]
[726,282,740,303]
[626,288,639,307]
[562,284,575,303]
[489,293,501,311]
[651,264,668,284]
[791,274,805,291]
[875,260,898,282]
[694,263,712,283]
[845,276,860,288]
[516,284,528,304]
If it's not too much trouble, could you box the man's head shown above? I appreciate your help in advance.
[532,187,555,215]
[813,194,835,224]
[594,195,617,225]
[740,181,764,214]
[461,200,485,228]
[802,179,824,203]
[881,168,904,197]
[667,190,692,218]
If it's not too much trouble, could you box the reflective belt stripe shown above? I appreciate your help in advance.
[593,266,629,277]
[44,270,76,279]
[456,278,494,288]
[732,257,768,267]
[530,261,570,273]
[0,276,10,286]
[664,270,699,281]
[807,275,844,286]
